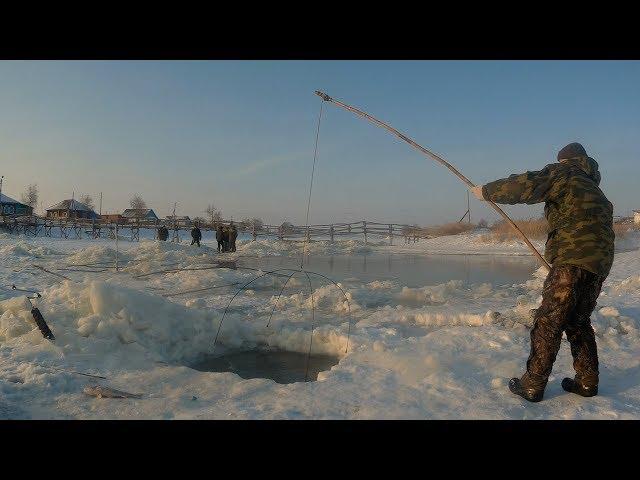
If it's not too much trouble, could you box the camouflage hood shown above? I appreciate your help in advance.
[560,156,601,185]
[482,156,615,277]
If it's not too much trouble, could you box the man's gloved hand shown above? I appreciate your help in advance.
[470,185,485,201]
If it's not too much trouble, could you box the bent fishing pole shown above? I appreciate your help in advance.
[314,91,551,271]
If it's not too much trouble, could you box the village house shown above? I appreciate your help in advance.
[0,193,33,216]
[46,199,99,220]
[165,215,191,227]
[122,208,159,223]
[100,213,124,224]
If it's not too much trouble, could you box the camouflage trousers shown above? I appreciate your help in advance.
[521,264,604,391]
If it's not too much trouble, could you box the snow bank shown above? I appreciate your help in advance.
[66,245,129,265]
[0,241,59,258]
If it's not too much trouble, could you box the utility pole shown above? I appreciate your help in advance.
[99,192,102,216]
[0,176,4,215]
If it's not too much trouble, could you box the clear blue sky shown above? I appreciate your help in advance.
[1,61,638,225]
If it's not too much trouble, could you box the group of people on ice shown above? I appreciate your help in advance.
[190,223,238,252]
[214,223,238,252]
[157,222,238,252]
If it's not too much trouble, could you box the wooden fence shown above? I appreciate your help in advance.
[0,215,432,244]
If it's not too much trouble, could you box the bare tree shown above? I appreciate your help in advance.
[80,194,95,210]
[241,217,264,231]
[205,204,220,225]
[279,221,295,235]
[130,194,147,210]
[251,218,264,231]
[21,184,39,208]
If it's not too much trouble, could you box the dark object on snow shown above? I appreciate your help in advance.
[158,225,169,241]
[216,225,224,252]
[83,385,143,399]
[229,225,238,252]
[557,142,587,161]
[31,307,55,340]
[510,264,603,400]
[222,227,230,252]
[190,226,202,247]
[561,377,598,397]
[12,286,53,340]
[508,377,543,403]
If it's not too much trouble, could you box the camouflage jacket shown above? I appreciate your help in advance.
[482,156,614,277]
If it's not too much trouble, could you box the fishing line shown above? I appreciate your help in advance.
[300,99,324,269]
[265,272,297,328]
[213,267,352,355]
[211,98,354,372]
[301,270,315,382]
[32,264,72,281]
[4,284,41,297]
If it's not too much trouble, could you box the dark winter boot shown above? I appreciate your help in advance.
[509,372,546,403]
[561,377,598,397]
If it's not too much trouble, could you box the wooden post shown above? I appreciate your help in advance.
[115,222,119,272]
[389,224,393,245]
[330,225,334,242]
[252,221,257,241]
[363,220,367,245]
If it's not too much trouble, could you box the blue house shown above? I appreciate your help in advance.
[0,193,33,216]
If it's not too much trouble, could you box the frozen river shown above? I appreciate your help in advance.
[236,253,538,289]
[2,231,639,419]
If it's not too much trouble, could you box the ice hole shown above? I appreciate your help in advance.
[190,347,340,384]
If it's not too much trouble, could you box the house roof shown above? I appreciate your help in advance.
[0,193,25,205]
[122,208,157,218]
[47,199,95,212]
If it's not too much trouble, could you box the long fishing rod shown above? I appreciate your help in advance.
[314,91,551,271]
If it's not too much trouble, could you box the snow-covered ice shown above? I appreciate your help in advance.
[1,229,639,419]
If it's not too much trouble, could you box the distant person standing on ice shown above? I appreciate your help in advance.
[216,225,224,252]
[190,224,202,247]
[222,226,230,252]
[158,225,169,241]
[471,142,614,402]
[230,224,238,252]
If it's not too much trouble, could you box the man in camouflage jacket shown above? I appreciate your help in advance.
[471,142,615,402]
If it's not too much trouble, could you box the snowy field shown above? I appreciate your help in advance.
[1,228,640,419]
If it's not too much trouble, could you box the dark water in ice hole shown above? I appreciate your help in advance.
[237,254,538,288]
[190,350,340,384]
